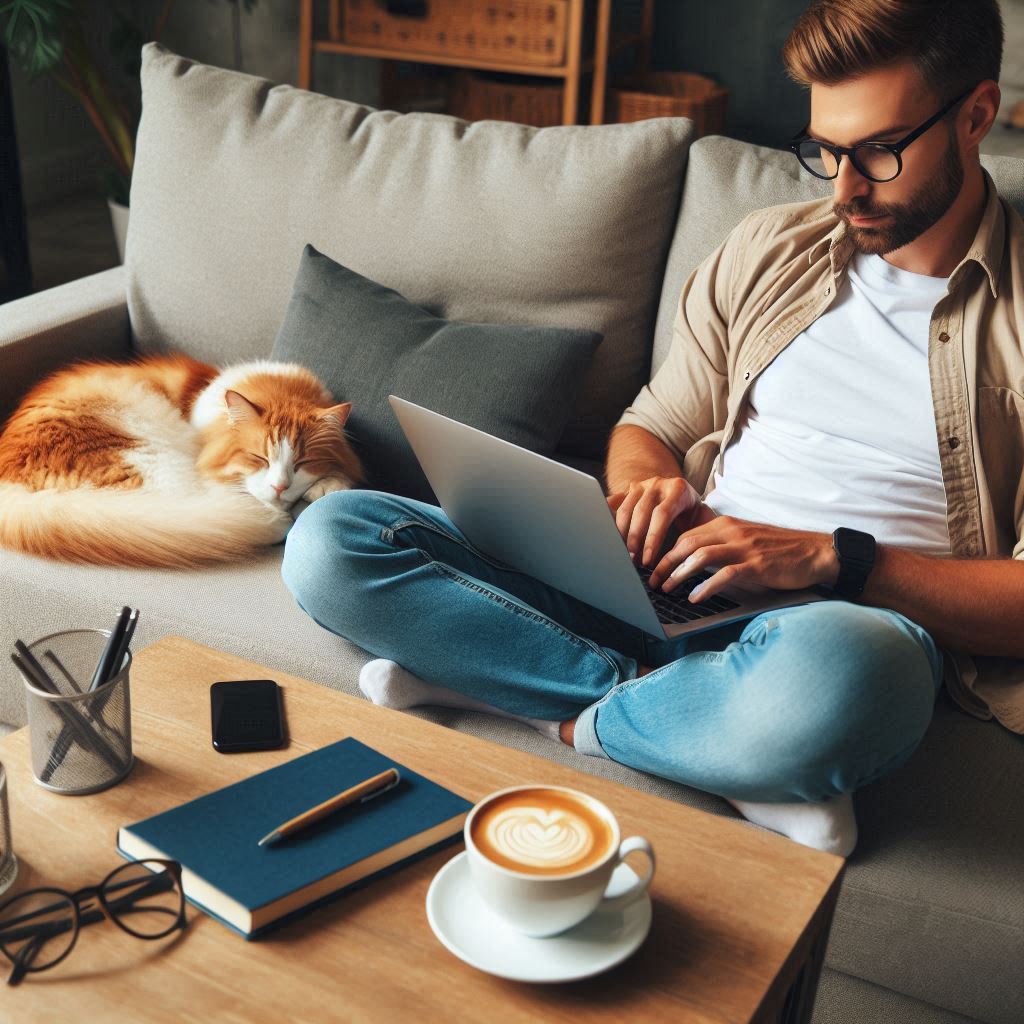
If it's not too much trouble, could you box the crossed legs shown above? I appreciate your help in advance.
[281,490,943,848]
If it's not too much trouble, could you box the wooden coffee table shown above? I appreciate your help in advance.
[0,636,844,1022]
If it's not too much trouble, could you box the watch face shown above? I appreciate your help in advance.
[837,528,875,562]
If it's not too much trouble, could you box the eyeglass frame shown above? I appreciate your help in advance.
[787,87,974,183]
[0,858,186,985]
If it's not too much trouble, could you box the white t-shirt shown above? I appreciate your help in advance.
[704,250,952,556]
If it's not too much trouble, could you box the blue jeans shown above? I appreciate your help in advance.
[281,490,943,803]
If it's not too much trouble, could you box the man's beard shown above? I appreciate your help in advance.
[834,139,964,256]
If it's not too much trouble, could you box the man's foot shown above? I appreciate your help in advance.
[358,660,564,741]
[725,792,857,857]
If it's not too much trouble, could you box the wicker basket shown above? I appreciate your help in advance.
[340,0,569,68]
[608,71,728,136]
[449,69,563,126]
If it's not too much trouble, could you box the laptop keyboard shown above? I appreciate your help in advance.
[636,565,742,624]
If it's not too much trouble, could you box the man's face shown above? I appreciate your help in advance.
[808,62,965,256]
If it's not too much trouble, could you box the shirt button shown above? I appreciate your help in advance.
[825,286,832,296]
[743,371,751,380]
[948,437,961,449]
[939,331,950,343]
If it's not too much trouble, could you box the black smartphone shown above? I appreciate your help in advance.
[210,679,285,753]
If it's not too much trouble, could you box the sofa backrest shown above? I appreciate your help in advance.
[653,136,1024,374]
[127,44,695,461]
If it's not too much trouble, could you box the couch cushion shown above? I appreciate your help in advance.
[127,43,694,461]
[1,544,1020,1022]
[270,245,601,501]
[653,137,1024,373]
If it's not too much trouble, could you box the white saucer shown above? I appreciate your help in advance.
[425,851,652,983]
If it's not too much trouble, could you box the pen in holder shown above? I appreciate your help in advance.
[14,629,135,795]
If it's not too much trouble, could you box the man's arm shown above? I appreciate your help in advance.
[646,514,1024,659]
[605,424,683,494]
[860,546,1024,657]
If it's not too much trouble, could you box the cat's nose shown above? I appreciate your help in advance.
[271,482,287,497]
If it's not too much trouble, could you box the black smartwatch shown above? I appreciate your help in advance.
[831,528,876,599]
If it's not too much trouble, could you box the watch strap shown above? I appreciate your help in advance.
[831,528,876,599]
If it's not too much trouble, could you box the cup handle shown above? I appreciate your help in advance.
[599,835,655,913]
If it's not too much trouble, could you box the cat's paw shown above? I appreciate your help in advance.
[303,476,352,502]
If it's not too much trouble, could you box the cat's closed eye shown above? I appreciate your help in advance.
[248,453,270,466]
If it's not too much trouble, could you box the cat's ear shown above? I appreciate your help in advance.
[224,390,264,425]
[319,402,352,428]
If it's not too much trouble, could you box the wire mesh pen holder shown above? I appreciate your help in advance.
[18,630,134,795]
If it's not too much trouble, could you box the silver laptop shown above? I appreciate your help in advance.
[389,396,827,639]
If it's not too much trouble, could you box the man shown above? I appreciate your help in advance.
[281,0,1022,856]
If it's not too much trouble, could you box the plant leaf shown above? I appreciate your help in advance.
[0,0,74,76]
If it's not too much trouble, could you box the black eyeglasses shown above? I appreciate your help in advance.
[788,88,973,183]
[0,859,186,985]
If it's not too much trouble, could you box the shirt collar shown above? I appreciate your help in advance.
[805,169,1005,298]
[949,169,1004,299]
[806,217,855,277]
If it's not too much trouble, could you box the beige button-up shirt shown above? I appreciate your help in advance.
[618,171,1024,732]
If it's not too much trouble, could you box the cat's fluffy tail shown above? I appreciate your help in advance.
[0,483,292,568]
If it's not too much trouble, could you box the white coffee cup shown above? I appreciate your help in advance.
[464,784,655,938]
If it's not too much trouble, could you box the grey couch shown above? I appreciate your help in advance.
[2,45,1022,1024]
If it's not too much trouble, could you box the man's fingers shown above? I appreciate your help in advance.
[652,542,734,591]
[647,524,721,587]
[625,491,658,561]
[687,562,744,603]
[643,504,678,566]
[613,488,641,539]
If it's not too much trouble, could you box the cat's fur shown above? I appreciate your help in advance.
[0,355,363,568]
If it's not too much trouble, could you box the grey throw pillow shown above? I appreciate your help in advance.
[271,245,603,502]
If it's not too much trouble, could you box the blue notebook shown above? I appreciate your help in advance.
[117,738,474,938]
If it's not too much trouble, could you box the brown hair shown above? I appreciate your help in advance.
[782,0,1003,103]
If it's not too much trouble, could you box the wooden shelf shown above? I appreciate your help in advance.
[313,30,645,80]
[313,39,573,79]
[300,0,655,126]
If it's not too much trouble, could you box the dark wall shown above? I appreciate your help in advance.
[651,0,812,150]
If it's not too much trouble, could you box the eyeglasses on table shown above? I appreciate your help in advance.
[0,858,187,986]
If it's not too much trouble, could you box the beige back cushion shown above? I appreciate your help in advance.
[127,44,695,459]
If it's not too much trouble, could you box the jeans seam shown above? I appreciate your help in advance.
[429,561,623,680]
[387,516,530,576]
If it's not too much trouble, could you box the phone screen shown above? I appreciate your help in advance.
[210,679,285,753]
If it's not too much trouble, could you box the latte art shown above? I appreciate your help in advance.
[469,787,617,876]
[486,807,594,869]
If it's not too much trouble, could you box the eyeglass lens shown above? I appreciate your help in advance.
[797,140,901,182]
[0,889,77,970]
[102,861,182,938]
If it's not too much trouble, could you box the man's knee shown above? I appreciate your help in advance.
[281,489,397,617]
[761,602,940,780]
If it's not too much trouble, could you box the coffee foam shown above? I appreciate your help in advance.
[470,788,615,876]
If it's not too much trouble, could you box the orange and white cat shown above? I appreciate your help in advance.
[0,355,364,568]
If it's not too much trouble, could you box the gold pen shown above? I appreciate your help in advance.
[257,767,401,847]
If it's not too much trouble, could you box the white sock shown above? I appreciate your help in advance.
[358,659,564,742]
[726,793,858,857]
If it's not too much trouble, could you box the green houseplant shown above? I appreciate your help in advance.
[1,0,256,214]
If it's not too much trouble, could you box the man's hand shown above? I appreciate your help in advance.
[606,476,717,567]
[649,515,841,601]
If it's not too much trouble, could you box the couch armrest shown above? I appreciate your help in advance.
[0,266,131,425]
